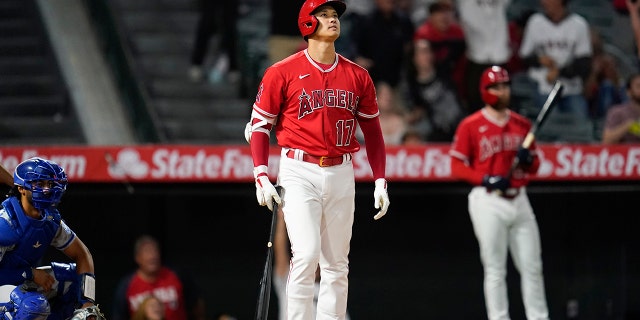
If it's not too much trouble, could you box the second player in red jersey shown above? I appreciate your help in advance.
[450,66,550,320]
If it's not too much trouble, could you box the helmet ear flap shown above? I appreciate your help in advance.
[298,14,319,41]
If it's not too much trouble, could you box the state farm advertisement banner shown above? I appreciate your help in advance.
[0,144,639,183]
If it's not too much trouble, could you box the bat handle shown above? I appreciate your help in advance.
[522,132,535,149]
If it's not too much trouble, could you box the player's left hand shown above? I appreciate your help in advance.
[516,147,533,166]
[373,178,389,220]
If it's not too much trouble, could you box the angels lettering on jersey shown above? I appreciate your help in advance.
[298,88,357,119]
[478,131,523,162]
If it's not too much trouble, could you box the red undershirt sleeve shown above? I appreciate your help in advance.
[250,132,270,168]
[359,117,386,180]
[450,156,485,186]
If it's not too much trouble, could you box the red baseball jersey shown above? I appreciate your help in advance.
[125,267,187,320]
[252,49,379,157]
[450,109,536,188]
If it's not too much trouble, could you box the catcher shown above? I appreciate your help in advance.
[0,157,105,320]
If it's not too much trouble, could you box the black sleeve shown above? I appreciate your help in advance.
[560,56,592,80]
[521,53,541,68]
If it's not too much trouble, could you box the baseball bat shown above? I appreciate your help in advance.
[507,80,564,178]
[254,186,282,320]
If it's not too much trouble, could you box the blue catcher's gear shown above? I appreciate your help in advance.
[0,263,82,320]
[0,285,51,320]
[13,157,68,210]
[0,197,67,285]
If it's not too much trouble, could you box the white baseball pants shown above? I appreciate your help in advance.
[277,153,355,320]
[468,186,549,320]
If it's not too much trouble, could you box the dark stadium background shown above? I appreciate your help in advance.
[37,181,638,319]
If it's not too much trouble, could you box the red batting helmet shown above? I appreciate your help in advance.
[480,66,510,105]
[298,0,346,41]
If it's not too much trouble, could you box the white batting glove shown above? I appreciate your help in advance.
[254,165,281,211]
[244,121,252,143]
[373,178,389,220]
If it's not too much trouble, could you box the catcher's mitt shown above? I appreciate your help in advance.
[69,305,106,320]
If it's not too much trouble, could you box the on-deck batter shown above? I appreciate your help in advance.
[449,66,549,320]
[244,1,390,319]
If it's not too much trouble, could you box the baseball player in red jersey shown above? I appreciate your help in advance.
[449,66,549,320]
[244,0,389,319]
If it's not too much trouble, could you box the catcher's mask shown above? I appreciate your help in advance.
[13,157,68,210]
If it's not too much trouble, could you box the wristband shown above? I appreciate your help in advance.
[78,273,96,304]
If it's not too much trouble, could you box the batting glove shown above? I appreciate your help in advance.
[373,178,390,220]
[254,165,281,211]
[516,147,533,166]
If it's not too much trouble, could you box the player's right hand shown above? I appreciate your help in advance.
[481,175,510,192]
[254,165,281,211]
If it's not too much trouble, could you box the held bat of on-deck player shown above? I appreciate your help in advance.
[507,80,564,178]
[254,186,282,320]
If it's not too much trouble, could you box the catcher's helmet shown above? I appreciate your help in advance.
[14,157,68,210]
[479,66,510,105]
[298,0,346,41]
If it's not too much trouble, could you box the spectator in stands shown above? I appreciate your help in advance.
[357,81,409,145]
[268,0,307,65]
[405,39,466,142]
[351,0,415,89]
[506,9,536,76]
[189,0,239,84]
[602,73,640,143]
[401,128,426,145]
[518,0,593,138]
[457,0,511,112]
[626,0,640,69]
[131,295,165,320]
[376,81,410,145]
[0,163,13,187]
[413,1,466,99]
[112,235,208,320]
[584,27,624,120]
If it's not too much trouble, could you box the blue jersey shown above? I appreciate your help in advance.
[0,197,75,285]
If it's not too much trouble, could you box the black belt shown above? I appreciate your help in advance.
[285,150,349,167]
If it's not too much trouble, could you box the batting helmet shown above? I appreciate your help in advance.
[298,0,346,41]
[480,66,510,105]
[14,157,68,210]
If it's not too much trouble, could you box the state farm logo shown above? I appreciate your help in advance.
[105,148,149,179]
[536,149,554,177]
